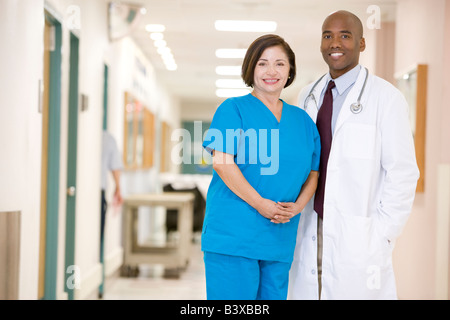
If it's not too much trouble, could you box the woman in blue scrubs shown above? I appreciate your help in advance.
[202,34,320,300]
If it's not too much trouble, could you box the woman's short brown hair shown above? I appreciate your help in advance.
[241,34,296,88]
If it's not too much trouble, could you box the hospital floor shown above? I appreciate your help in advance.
[98,241,207,300]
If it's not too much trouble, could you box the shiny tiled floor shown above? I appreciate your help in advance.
[101,242,206,300]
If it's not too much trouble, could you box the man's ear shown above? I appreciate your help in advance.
[360,37,366,52]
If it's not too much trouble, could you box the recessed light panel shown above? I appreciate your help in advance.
[215,49,247,59]
[215,79,247,89]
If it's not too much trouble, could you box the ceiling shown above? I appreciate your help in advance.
[116,0,397,107]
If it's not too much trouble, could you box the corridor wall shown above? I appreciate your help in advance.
[0,0,180,299]
[0,0,44,299]
[393,0,450,299]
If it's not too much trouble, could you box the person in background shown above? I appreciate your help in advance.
[288,10,419,300]
[201,34,320,300]
[101,131,123,212]
[99,130,123,298]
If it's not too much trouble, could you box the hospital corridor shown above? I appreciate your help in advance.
[1,0,450,303]
[100,238,207,300]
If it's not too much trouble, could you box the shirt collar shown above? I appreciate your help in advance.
[325,64,361,96]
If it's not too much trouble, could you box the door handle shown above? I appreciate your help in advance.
[67,186,76,197]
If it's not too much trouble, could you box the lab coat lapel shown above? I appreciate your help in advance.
[308,76,328,122]
[334,67,368,134]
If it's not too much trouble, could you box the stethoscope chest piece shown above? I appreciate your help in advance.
[350,102,363,114]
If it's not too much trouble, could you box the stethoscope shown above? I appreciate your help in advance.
[304,67,369,114]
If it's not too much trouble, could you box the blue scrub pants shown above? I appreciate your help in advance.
[203,251,291,300]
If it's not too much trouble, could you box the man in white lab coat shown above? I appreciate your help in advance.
[288,10,419,299]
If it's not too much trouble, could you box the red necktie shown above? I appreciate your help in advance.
[314,80,335,219]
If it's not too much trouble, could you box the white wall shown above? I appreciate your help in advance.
[0,0,44,299]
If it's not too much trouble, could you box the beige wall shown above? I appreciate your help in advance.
[393,0,449,299]
[374,22,396,85]
[442,1,450,164]
[441,0,450,298]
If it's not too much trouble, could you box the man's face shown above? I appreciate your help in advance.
[320,13,365,79]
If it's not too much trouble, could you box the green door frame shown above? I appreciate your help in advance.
[103,64,108,131]
[99,63,109,298]
[64,32,80,300]
[43,12,62,300]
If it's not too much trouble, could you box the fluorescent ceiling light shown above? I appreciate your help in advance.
[150,32,164,40]
[215,79,247,89]
[161,51,174,59]
[154,39,167,48]
[216,88,250,98]
[165,63,177,71]
[145,24,166,32]
[158,47,171,55]
[215,20,277,32]
[145,24,176,71]
[162,57,174,65]
[216,66,241,76]
[215,48,247,59]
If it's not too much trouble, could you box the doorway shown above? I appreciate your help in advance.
[38,12,62,300]
[64,32,80,300]
[99,63,109,298]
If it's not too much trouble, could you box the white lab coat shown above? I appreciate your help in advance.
[288,67,419,300]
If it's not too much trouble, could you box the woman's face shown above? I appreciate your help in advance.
[252,45,290,96]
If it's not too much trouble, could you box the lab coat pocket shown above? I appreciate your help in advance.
[343,123,376,160]
[374,216,395,262]
[335,213,382,266]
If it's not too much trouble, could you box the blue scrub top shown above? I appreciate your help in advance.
[202,93,320,263]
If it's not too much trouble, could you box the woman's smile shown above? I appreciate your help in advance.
[263,78,280,85]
